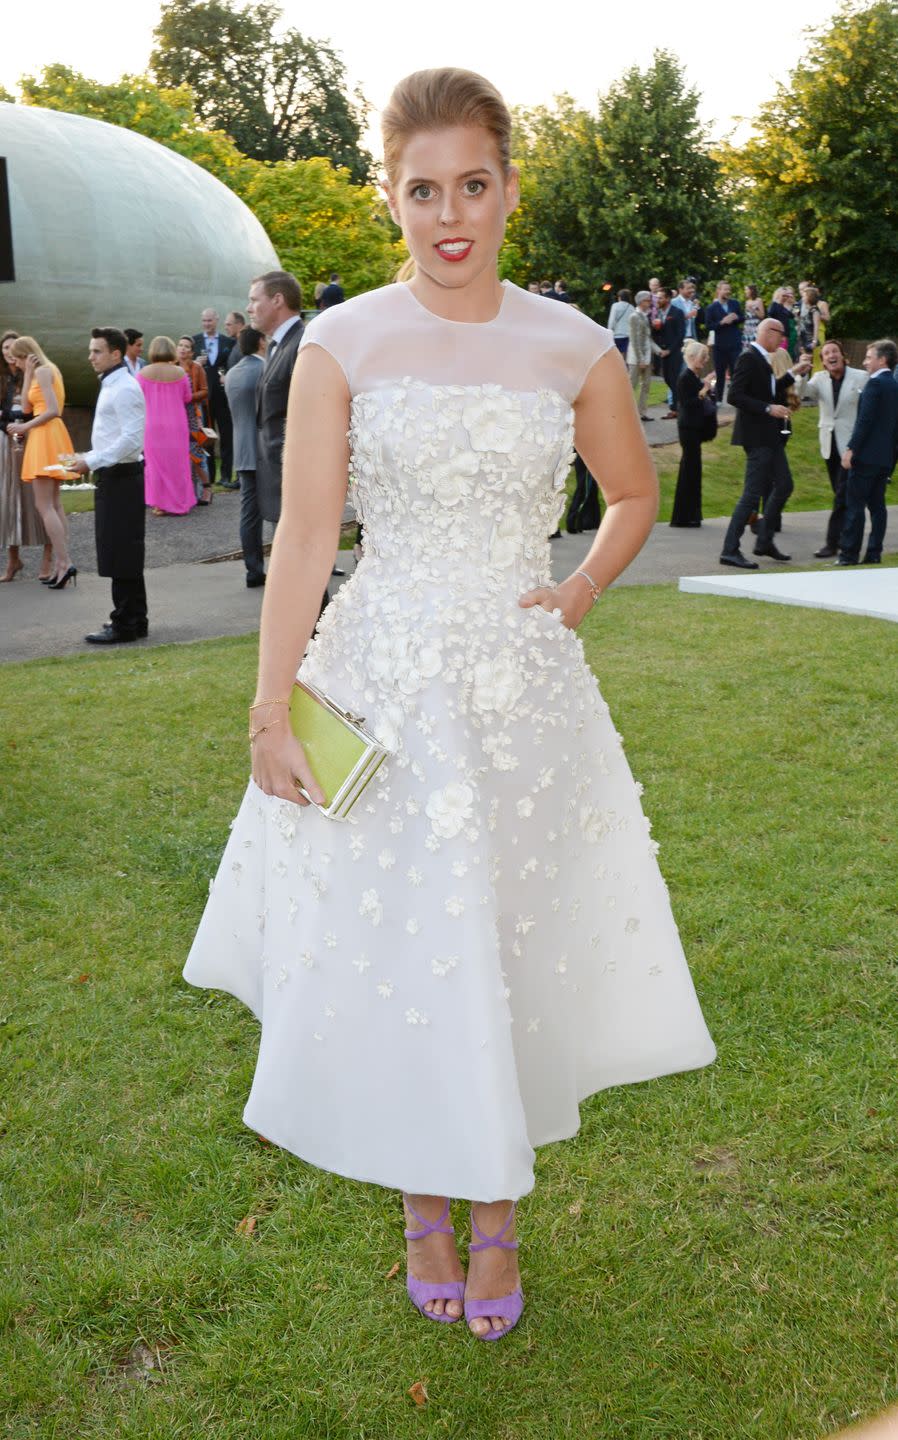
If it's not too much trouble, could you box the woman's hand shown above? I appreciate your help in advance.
[6,421,28,438]
[250,721,325,808]
[518,574,595,630]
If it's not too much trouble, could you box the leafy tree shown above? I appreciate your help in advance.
[150,0,372,181]
[724,0,898,337]
[504,53,742,317]
[241,158,401,297]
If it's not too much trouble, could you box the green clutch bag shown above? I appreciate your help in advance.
[288,680,389,819]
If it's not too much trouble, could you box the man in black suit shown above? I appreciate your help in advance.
[837,338,898,565]
[656,287,686,418]
[704,280,744,401]
[248,269,334,606]
[247,270,305,523]
[720,317,810,569]
[192,308,236,488]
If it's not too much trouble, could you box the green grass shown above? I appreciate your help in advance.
[2,591,897,1439]
[565,396,832,527]
[61,488,96,515]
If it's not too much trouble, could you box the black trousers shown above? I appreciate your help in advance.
[566,453,601,532]
[205,388,233,483]
[238,469,264,579]
[840,466,889,562]
[714,345,740,402]
[722,444,793,554]
[824,438,848,550]
[111,576,148,633]
[661,349,682,410]
[671,429,703,525]
[94,461,148,633]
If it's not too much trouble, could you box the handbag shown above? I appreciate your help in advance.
[288,680,389,819]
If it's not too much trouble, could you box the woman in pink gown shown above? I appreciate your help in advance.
[137,337,196,516]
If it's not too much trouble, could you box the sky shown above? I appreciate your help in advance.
[2,0,842,152]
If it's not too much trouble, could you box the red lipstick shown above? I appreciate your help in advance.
[434,239,473,263]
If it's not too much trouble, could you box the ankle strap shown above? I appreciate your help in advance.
[469,1203,519,1253]
[403,1195,455,1240]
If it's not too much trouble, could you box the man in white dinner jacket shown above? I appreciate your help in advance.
[795,339,867,557]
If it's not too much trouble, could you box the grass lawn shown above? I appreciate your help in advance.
[61,489,96,515]
[566,392,831,528]
[2,591,897,1439]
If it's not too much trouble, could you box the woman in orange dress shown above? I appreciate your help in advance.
[7,336,76,588]
[176,336,212,504]
[0,330,52,581]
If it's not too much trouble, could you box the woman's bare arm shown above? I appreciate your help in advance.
[250,345,351,805]
[21,365,60,430]
[519,349,658,627]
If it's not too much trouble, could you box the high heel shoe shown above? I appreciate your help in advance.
[403,1195,465,1324]
[47,566,77,590]
[464,1203,524,1341]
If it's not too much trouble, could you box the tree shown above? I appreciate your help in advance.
[241,158,401,298]
[503,54,742,317]
[724,0,898,336]
[150,0,372,182]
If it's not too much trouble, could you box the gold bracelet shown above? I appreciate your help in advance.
[249,695,292,713]
[573,569,602,605]
[249,715,287,743]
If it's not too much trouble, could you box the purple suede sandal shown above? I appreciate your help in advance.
[464,1203,524,1341]
[403,1195,466,1324]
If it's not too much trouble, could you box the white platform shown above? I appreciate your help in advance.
[678,568,898,623]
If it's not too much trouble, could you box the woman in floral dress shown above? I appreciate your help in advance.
[184,68,716,1341]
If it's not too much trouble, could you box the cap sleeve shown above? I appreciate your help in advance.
[298,310,353,390]
[569,316,615,401]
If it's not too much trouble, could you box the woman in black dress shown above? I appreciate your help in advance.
[671,340,714,527]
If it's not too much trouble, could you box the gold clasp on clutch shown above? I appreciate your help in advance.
[325,692,366,727]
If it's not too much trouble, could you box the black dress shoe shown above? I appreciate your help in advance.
[548,529,562,540]
[246,574,266,588]
[814,545,837,558]
[331,565,346,577]
[720,551,759,570]
[218,479,240,491]
[104,620,149,637]
[833,556,857,566]
[753,542,791,561]
[861,555,882,564]
[86,626,141,644]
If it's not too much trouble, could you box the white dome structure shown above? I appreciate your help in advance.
[0,104,280,402]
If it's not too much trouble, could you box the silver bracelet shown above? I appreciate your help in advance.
[573,569,602,605]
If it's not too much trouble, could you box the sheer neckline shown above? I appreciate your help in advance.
[402,279,511,328]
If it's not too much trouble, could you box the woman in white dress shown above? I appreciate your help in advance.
[184,68,716,1341]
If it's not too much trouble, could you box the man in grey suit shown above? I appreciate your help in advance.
[247,270,305,523]
[224,325,266,587]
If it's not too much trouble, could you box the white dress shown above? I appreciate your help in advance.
[184,281,716,1202]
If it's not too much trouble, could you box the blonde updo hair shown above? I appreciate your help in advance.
[683,339,710,369]
[148,335,177,363]
[381,68,513,185]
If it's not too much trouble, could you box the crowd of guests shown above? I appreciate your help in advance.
[2,267,893,614]
[0,272,346,603]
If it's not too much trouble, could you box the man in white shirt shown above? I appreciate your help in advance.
[123,329,144,375]
[795,340,867,557]
[69,327,148,643]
